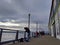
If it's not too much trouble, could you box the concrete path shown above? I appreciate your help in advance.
[4,35,60,45]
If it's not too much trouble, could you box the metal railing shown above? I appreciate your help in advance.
[0,28,35,45]
[0,28,24,45]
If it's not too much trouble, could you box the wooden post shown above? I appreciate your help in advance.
[13,30,19,43]
[0,29,3,45]
[16,31,19,41]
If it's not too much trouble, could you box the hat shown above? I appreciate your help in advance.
[24,27,29,30]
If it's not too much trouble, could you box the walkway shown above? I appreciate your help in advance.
[5,35,60,45]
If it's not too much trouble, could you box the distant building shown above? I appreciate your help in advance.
[48,0,60,39]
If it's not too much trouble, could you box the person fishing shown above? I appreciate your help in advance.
[24,27,30,42]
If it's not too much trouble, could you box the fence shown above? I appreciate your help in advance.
[0,28,35,45]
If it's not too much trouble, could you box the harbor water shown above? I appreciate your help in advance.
[1,30,33,42]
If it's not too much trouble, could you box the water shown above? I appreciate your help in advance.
[1,31,24,42]
[1,33,16,42]
[1,31,33,42]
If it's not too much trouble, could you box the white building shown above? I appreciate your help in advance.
[48,0,60,39]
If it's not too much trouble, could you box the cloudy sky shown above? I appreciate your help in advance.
[0,0,52,32]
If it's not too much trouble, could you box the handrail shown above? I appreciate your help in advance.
[0,28,19,31]
[0,28,23,44]
[0,28,35,45]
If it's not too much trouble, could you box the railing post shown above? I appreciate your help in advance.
[13,30,19,43]
[32,32,33,37]
[0,29,3,45]
[16,31,19,41]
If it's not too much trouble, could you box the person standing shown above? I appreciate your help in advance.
[24,27,30,42]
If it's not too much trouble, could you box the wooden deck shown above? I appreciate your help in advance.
[4,35,60,45]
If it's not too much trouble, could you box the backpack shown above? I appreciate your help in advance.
[20,38,24,42]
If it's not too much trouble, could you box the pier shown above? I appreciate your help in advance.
[0,0,60,45]
[4,35,60,45]
[0,28,60,45]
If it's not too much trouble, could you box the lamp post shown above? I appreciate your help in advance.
[36,22,38,32]
[28,13,30,29]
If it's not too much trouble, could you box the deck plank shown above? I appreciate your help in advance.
[4,35,60,45]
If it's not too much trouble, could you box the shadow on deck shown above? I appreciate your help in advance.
[4,35,60,45]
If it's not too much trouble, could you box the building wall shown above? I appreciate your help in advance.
[56,5,60,39]
[52,1,60,39]
[55,12,59,37]
[58,5,60,34]
[51,25,54,37]
[48,0,60,39]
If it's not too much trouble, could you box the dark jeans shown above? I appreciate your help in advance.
[24,32,30,42]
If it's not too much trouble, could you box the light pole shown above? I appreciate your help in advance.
[36,22,38,32]
[28,13,30,29]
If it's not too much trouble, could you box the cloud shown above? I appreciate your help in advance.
[0,0,52,31]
